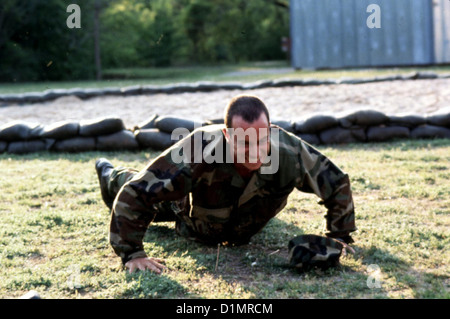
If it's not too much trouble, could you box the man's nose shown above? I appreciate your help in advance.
[247,145,260,159]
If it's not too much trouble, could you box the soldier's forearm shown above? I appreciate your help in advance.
[322,174,357,237]
[109,214,149,264]
[109,191,155,264]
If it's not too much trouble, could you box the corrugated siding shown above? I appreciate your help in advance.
[433,0,450,63]
[290,0,436,69]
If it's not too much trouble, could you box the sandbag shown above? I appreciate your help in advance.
[272,79,305,87]
[0,141,7,153]
[242,80,273,90]
[66,88,89,99]
[0,121,41,141]
[42,89,67,102]
[159,83,196,94]
[53,137,96,152]
[138,114,159,129]
[272,119,294,132]
[416,72,438,79]
[140,85,159,94]
[411,125,450,139]
[64,88,103,100]
[196,82,221,92]
[96,130,139,151]
[39,121,80,140]
[367,126,410,142]
[135,129,175,150]
[121,85,142,96]
[294,114,338,133]
[320,127,366,144]
[0,94,24,105]
[44,139,56,150]
[337,77,372,85]
[301,78,334,86]
[296,133,321,145]
[101,87,122,96]
[157,84,187,94]
[7,140,47,154]
[218,83,244,90]
[28,124,46,139]
[351,128,366,141]
[155,116,202,133]
[21,92,45,104]
[426,113,450,128]
[388,114,426,128]
[84,88,105,99]
[339,109,389,128]
[204,118,224,125]
[79,117,125,137]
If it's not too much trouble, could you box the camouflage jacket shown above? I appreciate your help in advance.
[109,125,356,264]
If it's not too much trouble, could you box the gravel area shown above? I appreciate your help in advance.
[1,78,449,128]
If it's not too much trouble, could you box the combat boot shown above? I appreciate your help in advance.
[95,158,115,209]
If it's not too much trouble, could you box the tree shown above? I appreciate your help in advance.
[0,0,290,82]
[182,0,213,63]
[135,0,177,67]
[94,0,103,80]
[0,0,96,82]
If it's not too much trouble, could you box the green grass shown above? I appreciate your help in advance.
[1,61,449,94]
[0,139,449,299]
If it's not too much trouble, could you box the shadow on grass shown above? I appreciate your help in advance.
[111,217,422,299]
[111,218,303,299]
[129,213,449,299]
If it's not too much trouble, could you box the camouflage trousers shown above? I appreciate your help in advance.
[106,166,192,226]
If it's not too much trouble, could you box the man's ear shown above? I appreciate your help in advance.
[222,128,230,143]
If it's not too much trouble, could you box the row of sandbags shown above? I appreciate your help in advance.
[0,116,207,154]
[1,72,449,105]
[272,110,450,144]
[1,110,449,154]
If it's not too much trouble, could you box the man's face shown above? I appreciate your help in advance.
[224,113,270,172]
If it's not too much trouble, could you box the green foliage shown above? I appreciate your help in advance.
[101,0,179,68]
[0,0,95,82]
[180,0,289,63]
[0,0,289,81]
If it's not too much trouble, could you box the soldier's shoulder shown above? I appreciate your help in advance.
[271,125,304,153]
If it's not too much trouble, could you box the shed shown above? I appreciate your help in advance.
[290,0,450,69]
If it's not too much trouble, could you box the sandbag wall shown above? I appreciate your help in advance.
[0,110,449,155]
[278,110,450,145]
[1,72,449,106]
[0,115,208,154]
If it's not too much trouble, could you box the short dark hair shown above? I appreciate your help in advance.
[224,95,270,128]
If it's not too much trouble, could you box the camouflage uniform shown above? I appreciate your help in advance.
[107,125,356,264]
[288,235,345,272]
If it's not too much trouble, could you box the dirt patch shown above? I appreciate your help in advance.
[1,79,449,127]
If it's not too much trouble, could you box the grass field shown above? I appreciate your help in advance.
[0,138,448,299]
[1,61,450,94]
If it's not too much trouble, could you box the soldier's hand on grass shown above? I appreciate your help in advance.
[336,240,355,256]
[125,257,166,274]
